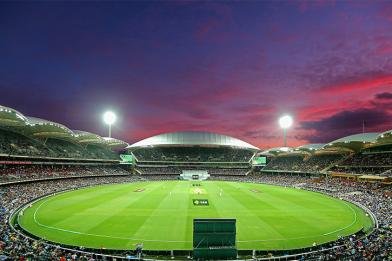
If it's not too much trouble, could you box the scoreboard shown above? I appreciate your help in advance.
[193,219,237,259]
[252,156,267,166]
[120,154,134,164]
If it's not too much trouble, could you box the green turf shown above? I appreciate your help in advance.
[17,181,373,250]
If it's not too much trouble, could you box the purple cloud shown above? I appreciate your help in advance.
[375,92,392,100]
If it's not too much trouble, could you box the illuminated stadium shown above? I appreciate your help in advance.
[2,1,392,260]
[0,105,390,261]
[128,131,259,177]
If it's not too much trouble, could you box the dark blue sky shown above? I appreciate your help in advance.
[1,1,391,148]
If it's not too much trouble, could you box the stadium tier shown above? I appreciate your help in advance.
[259,132,392,180]
[0,128,52,157]
[0,165,130,185]
[262,153,306,171]
[127,131,258,177]
[136,166,250,176]
[1,172,390,260]
[0,106,128,161]
[133,146,254,162]
[330,151,392,175]
[262,152,347,173]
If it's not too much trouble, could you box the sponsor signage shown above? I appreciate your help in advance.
[193,199,209,206]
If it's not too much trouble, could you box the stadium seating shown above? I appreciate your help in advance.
[1,172,390,260]
[0,128,119,160]
[297,153,345,172]
[133,147,254,162]
[263,153,346,173]
[207,168,249,176]
[261,151,392,176]
[0,129,52,157]
[0,165,129,184]
[136,166,182,175]
[136,166,249,176]
[85,144,119,160]
[331,152,392,176]
[0,175,140,260]
[45,138,87,158]
[211,173,391,260]
[263,154,305,171]
[0,106,391,260]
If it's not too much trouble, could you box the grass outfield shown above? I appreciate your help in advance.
[17,181,373,250]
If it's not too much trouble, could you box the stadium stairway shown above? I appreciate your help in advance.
[320,154,352,173]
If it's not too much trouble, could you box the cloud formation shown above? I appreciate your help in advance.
[0,1,391,149]
[375,92,392,100]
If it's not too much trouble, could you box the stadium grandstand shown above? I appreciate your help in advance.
[260,132,392,181]
[0,105,127,162]
[127,131,258,177]
[0,104,391,260]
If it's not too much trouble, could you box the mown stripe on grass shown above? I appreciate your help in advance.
[19,181,373,251]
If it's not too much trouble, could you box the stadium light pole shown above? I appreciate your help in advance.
[279,115,293,147]
[103,111,116,138]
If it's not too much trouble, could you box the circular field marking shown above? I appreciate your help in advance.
[17,181,374,250]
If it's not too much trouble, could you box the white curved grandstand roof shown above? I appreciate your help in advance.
[296,143,325,151]
[0,105,28,126]
[128,131,259,150]
[73,130,106,144]
[26,117,74,138]
[27,117,71,130]
[324,132,380,152]
[260,147,293,155]
[368,129,392,147]
[378,129,392,137]
[327,132,379,144]
[377,129,392,141]
[102,137,129,149]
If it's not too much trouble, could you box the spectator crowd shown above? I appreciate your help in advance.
[0,165,129,184]
[263,152,392,177]
[0,169,390,260]
[0,175,141,261]
[331,152,392,176]
[213,173,391,260]
[136,166,250,176]
[133,147,254,163]
[0,129,118,160]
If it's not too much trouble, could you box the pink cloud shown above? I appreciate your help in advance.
[319,75,392,95]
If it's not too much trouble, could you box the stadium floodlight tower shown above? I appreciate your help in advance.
[279,115,293,147]
[103,111,116,138]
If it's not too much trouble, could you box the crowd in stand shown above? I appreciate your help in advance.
[213,173,391,261]
[0,165,129,183]
[136,166,181,175]
[0,175,141,261]
[133,147,254,162]
[331,152,392,176]
[263,155,306,171]
[136,166,250,176]
[0,166,390,260]
[44,140,118,160]
[339,152,392,166]
[263,152,392,176]
[141,174,179,181]
[0,129,118,160]
[331,166,392,176]
[44,139,88,159]
[207,168,249,176]
[263,154,345,173]
[0,129,51,157]
[299,154,345,172]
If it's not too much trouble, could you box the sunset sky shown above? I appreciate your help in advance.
[1,1,391,149]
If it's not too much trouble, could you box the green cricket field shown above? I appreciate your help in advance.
[17,180,373,250]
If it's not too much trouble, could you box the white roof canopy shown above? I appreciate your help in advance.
[128,131,259,150]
